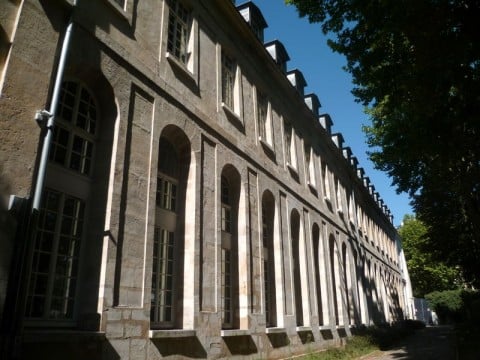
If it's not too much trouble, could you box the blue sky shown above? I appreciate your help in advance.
[255,1,413,227]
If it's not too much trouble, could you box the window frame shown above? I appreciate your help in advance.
[256,88,274,148]
[50,81,99,178]
[25,80,99,327]
[151,137,185,329]
[25,189,85,325]
[163,0,199,84]
[218,45,243,124]
[284,119,298,176]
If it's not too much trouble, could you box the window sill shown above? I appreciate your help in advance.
[266,327,286,334]
[149,329,196,339]
[259,137,275,157]
[221,329,250,337]
[307,181,318,195]
[221,102,243,127]
[166,52,197,85]
[287,162,299,178]
[296,326,312,332]
[104,0,133,24]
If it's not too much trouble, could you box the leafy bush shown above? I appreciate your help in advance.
[425,289,479,324]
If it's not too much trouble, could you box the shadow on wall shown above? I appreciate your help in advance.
[151,337,207,358]
[0,167,14,327]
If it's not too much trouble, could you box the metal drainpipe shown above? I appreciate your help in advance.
[3,3,78,358]
[32,1,76,211]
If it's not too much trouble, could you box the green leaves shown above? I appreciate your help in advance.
[398,216,460,298]
[287,0,480,287]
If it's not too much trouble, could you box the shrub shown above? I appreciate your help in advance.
[425,289,479,324]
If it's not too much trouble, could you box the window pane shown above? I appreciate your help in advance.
[167,0,191,65]
[222,52,235,109]
[26,190,84,320]
[257,91,268,140]
[151,228,176,325]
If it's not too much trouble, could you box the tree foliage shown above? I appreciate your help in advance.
[398,215,460,297]
[286,0,480,286]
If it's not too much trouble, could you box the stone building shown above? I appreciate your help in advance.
[0,0,412,359]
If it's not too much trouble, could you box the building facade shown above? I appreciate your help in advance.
[0,1,412,359]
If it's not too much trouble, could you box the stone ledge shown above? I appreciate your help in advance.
[23,330,105,343]
[221,329,251,337]
[149,329,196,339]
[295,326,312,332]
[265,327,287,334]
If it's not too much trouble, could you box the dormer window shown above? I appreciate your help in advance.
[319,113,333,134]
[331,133,344,149]
[286,69,307,96]
[236,1,268,42]
[304,93,321,117]
[264,40,290,73]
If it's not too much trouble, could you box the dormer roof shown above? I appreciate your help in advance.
[236,1,268,42]
[286,69,307,96]
[264,40,290,73]
[304,93,321,117]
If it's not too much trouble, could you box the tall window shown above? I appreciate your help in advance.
[312,224,324,325]
[221,172,239,329]
[26,190,84,320]
[151,137,186,328]
[221,51,236,110]
[167,0,191,65]
[321,161,331,201]
[304,143,316,187]
[257,90,272,146]
[284,120,297,169]
[26,81,98,322]
[262,192,276,327]
[335,177,344,214]
[221,176,233,327]
[291,210,303,326]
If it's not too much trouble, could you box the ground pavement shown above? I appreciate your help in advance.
[362,325,457,360]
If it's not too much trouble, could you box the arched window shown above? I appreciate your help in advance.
[26,81,98,321]
[220,168,240,329]
[262,191,276,327]
[151,134,189,329]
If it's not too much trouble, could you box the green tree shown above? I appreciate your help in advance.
[286,0,480,286]
[398,215,460,297]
